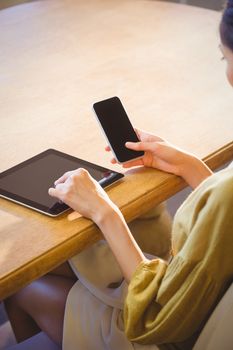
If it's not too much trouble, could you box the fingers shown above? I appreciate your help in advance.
[54,171,73,186]
[48,186,61,199]
[110,156,143,168]
[54,168,89,186]
[125,141,139,150]
[48,180,69,199]
[105,146,111,152]
[122,159,143,168]
[125,141,156,152]
[49,168,88,200]
[135,128,164,143]
[111,158,117,164]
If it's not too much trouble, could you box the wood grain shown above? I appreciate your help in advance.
[0,0,233,299]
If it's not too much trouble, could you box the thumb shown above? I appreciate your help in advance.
[125,141,156,152]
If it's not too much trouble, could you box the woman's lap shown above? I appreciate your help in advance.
[63,276,159,350]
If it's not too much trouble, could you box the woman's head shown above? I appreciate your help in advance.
[220,0,233,86]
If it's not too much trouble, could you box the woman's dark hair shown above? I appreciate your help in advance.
[220,0,233,50]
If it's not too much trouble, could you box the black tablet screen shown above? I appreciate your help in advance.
[0,149,123,216]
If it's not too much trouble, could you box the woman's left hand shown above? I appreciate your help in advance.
[48,168,115,222]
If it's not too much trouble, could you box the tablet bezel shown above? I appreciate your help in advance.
[0,149,124,217]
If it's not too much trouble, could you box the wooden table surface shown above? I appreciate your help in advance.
[0,0,233,300]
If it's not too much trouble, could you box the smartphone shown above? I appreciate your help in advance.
[93,96,144,163]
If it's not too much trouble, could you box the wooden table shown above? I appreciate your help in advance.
[0,0,233,300]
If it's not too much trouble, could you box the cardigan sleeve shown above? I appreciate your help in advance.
[124,171,233,345]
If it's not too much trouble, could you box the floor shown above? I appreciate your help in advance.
[0,0,225,348]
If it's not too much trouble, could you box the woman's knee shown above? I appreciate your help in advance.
[48,261,77,280]
[5,275,76,345]
[5,275,75,318]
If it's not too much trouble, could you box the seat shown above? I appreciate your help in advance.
[193,283,233,350]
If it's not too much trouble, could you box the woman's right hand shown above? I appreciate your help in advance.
[106,129,189,177]
[105,128,213,188]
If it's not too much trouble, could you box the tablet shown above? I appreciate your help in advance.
[0,149,124,217]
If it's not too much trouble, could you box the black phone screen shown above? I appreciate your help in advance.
[93,97,144,163]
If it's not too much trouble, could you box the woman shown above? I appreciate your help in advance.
[5,1,233,349]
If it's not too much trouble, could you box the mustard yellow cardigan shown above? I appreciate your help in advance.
[124,167,233,349]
